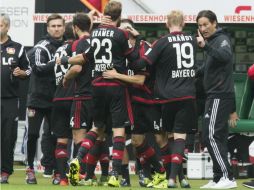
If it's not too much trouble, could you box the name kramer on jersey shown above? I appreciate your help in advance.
[92,29,114,38]
[92,29,115,72]
[169,35,195,79]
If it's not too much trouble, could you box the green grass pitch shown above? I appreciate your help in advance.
[1,166,252,190]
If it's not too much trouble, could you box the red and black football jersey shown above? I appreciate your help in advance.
[141,32,197,101]
[129,40,158,104]
[72,35,93,97]
[53,41,75,101]
[85,24,136,85]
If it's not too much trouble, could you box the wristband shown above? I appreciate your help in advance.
[61,56,69,66]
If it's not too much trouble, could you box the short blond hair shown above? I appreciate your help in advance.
[167,10,184,27]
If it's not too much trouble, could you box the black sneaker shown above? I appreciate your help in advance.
[98,175,108,186]
[26,168,37,184]
[120,178,131,187]
[52,173,61,185]
[0,172,9,184]
[43,167,53,178]
[243,180,254,189]
[138,170,148,187]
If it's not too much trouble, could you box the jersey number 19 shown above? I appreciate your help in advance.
[173,42,194,69]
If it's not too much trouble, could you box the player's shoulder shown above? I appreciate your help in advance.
[36,39,50,46]
[73,38,80,46]
[71,38,82,51]
[7,38,23,49]
[140,40,151,49]
[151,34,169,47]
[79,36,90,46]
[5,39,25,57]
[57,42,70,52]
[34,39,52,53]
[105,25,129,39]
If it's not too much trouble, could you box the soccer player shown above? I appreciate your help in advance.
[0,13,31,184]
[132,10,198,188]
[63,12,110,186]
[51,22,76,186]
[64,12,94,175]
[196,10,238,189]
[25,14,65,184]
[103,18,167,188]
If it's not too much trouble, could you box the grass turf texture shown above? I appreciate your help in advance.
[1,167,252,190]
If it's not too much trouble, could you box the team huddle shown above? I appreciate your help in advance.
[54,1,196,187]
[1,0,238,189]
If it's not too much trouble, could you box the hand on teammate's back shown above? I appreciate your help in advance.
[102,68,118,79]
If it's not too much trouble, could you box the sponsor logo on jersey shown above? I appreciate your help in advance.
[171,69,195,78]
[172,156,180,161]
[221,40,230,48]
[112,152,119,157]
[82,141,91,147]
[57,150,66,156]
[81,122,87,127]
[6,47,15,54]
[101,156,109,161]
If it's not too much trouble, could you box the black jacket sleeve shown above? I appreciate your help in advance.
[29,46,51,75]
[195,60,205,78]
[203,35,232,63]
[32,60,55,76]
[18,46,31,76]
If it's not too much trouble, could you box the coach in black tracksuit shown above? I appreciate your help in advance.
[0,13,31,183]
[196,10,238,189]
[25,14,65,183]
[31,22,76,184]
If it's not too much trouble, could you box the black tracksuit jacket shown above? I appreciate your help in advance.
[26,35,63,108]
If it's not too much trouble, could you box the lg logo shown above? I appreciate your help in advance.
[1,57,14,65]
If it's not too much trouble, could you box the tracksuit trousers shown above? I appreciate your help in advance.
[203,98,234,181]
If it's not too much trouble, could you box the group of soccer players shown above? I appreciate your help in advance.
[53,1,198,188]
[1,0,238,189]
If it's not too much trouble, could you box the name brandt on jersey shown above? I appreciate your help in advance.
[92,29,114,37]
[168,35,193,42]
[172,69,195,78]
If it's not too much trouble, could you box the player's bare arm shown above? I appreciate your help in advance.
[63,65,82,88]
[56,54,86,66]
[103,68,145,85]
